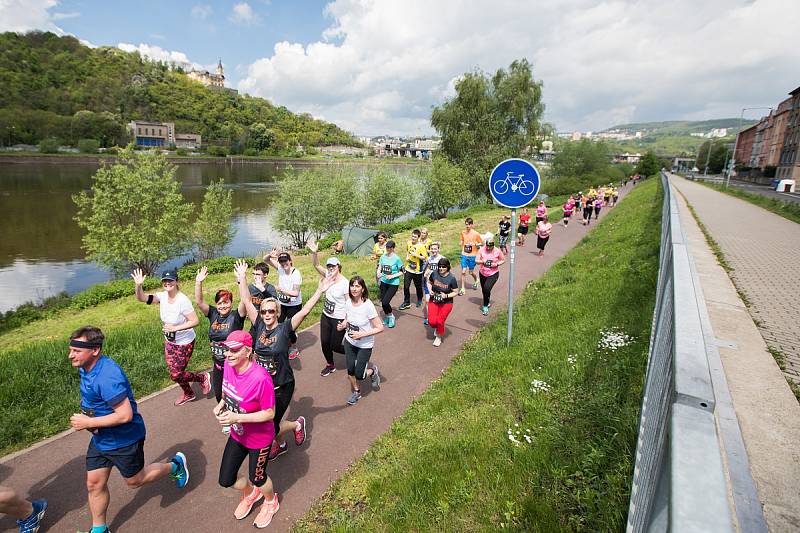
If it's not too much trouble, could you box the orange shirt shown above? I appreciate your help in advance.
[460,229,483,257]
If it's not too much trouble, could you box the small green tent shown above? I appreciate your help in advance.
[341,226,380,256]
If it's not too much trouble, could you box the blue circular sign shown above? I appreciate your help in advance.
[489,158,541,208]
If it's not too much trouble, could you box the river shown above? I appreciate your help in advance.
[0,159,411,313]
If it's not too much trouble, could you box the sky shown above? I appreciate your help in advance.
[1,0,798,137]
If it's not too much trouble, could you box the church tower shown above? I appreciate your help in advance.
[216,59,224,84]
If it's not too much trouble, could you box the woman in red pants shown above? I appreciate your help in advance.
[425,257,460,347]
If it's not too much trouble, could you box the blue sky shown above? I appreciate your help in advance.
[2,1,799,137]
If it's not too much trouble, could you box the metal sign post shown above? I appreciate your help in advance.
[488,158,540,346]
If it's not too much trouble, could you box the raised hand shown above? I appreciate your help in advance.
[131,268,146,285]
[195,265,208,284]
[307,240,318,253]
[318,275,335,292]
[233,259,249,283]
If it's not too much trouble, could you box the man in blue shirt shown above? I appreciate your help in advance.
[68,326,189,533]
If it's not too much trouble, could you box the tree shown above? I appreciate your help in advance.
[272,169,316,249]
[550,139,610,178]
[73,147,193,274]
[635,150,661,177]
[697,140,729,173]
[248,122,275,152]
[193,179,237,260]
[359,167,416,225]
[419,156,466,219]
[307,168,360,238]
[431,58,545,198]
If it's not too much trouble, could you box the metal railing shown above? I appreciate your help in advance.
[626,172,733,532]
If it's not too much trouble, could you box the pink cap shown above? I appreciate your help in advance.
[222,330,253,350]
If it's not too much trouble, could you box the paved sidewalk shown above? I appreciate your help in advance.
[0,188,629,533]
[670,175,800,382]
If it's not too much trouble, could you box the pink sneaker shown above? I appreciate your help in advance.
[294,416,306,446]
[253,493,279,529]
[288,347,300,360]
[234,486,263,520]
[200,372,212,395]
[174,393,196,406]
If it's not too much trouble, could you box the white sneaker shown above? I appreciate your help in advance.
[433,336,442,347]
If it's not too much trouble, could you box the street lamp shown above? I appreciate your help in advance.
[726,106,772,188]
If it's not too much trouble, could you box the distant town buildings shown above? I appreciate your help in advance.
[367,137,440,160]
[690,128,728,138]
[776,86,800,181]
[127,121,201,149]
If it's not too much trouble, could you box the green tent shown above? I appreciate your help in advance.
[341,225,380,256]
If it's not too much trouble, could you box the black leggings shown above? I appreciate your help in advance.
[344,341,373,380]
[479,272,499,307]
[379,282,399,314]
[403,271,423,304]
[219,437,270,488]
[319,313,346,365]
[211,358,224,402]
[279,303,301,343]
[583,207,593,221]
[273,380,294,435]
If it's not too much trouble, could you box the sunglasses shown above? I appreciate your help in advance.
[260,308,278,315]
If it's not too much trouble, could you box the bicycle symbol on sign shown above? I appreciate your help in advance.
[492,172,535,196]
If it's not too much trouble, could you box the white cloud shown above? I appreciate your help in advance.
[117,42,204,70]
[0,0,63,33]
[238,0,800,136]
[191,4,212,20]
[230,2,260,25]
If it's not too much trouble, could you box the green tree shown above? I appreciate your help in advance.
[193,179,237,261]
[272,169,315,249]
[77,138,100,153]
[419,156,466,219]
[635,150,661,177]
[248,122,275,152]
[308,168,360,238]
[431,58,545,198]
[550,139,610,178]
[359,167,416,225]
[697,140,729,173]
[73,148,193,274]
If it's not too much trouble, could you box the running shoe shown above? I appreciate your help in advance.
[458,288,465,296]
[222,425,231,435]
[371,365,381,390]
[481,305,489,316]
[415,300,423,308]
[320,364,336,377]
[423,319,428,326]
[387,315,396,328]
[433,336,442,347]
[16,498,47,533]
[174,393,196,406]
[398,302,411,310]
[171,452,189,488]
[76,528,110,533]
[200,372,212,395]
[288,347,300,360]
[382,317,390,325]
[472,281,478,290]
[294,416,307,446]
[253,493,279,529]
[268,440,288,460]
[347,390,362,405]
[234,486,264,520]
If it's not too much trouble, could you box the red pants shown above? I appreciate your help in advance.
[164,340,202,395]
[427,301,453,336]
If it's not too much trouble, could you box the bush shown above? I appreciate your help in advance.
[193,180,237,260]
[105,147,119,155]
[243,148,259,157]
[38,138,60,153]
[77,138,100,153]
[175,148,187,156]
[208,145,229,157]
[359,167,417,225]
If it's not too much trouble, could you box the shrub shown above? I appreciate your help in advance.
[243,148,259,157]
[38,138,60,153]
[77,138,100,153]
[193,180,237,260]
[175,148,187,156]
[208,145,229,157]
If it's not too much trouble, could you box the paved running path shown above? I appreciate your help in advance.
[670,175,800,382]
[0,187,630,532]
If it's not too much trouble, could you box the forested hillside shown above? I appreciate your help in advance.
[0,31,358,153]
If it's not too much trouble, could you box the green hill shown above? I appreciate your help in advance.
[605,119,757,136]
[0,31,358,153]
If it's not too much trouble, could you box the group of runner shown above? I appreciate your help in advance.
[4,182,631,532]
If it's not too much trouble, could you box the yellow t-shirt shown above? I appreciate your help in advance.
[372,242,386,259]
[405,241,428,273]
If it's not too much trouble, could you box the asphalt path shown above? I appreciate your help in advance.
[0,184,631,532]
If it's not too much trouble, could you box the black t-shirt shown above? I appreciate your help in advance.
[429,271,459,305]
[251,317,294,386]
[206,306,245,360]
[498,221,511,237]
[248,283,278,309]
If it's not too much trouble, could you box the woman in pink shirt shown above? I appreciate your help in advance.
[536,215,554,257]
[535,200,547,224]
[476,232,506,316]
[562,200,574,226]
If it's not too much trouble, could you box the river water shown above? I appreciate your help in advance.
[0,159,410,312]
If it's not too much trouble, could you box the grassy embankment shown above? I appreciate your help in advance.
[0,203,538,457]
[695,181,800,225]
[294,179,662,532]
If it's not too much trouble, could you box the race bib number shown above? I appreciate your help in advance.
[432,293,444,303]
[164,330,176,342]
[463,244,473,254]
[381,264,392,275]
[278,292,291,303]
[323,297,336,316]
[210,343,225,359]
[484,260,493,268]
[257,354,278,376]
[347,323,360,333]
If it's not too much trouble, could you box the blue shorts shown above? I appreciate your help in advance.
[86,439,145,478]
[461,255,477,270]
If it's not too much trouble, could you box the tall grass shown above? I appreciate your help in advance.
[294,179,662,532]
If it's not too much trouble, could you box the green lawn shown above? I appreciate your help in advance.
[294,179,662,532]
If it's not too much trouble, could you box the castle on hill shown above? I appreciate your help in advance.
[187,60,236,94]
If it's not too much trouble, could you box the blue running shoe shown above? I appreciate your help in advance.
[171,452,189,488]
[387,315,396,328]
[16,499,47,533]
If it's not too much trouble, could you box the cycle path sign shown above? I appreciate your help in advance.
[489,158,541,209]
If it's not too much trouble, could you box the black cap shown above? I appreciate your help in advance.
[160,269,178,281]
[277,252,291,262]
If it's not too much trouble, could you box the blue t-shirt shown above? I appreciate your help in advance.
[378,253,404,286]
[80,355,146,451]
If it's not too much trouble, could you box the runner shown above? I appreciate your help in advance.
[248,262,278,310]
[213,329,279,528]
[562,197,574,226]
[194,265,246,409]
[336,276,384,405]
[426,257,459,347]
[536,214,554,257]
[593,196,603,220]
[582,194,593,225]
[309,242,350,377]
[234,260,330,461]
[476,233,506,315]
[498,214,511,254]
[370,231,388,260]
[612,185,619,207]
[0,485,46,533]
[376,240,403,328]
[68,326,189,533]
[419,228,432,253]
[535,200,547,224]
[517,208,531,246]
[399,229,428,310]
[421,241,444,325]
[603,185,611,207]
[266,250,303,360]
[132,268,209,406]
[459,218,483,295]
